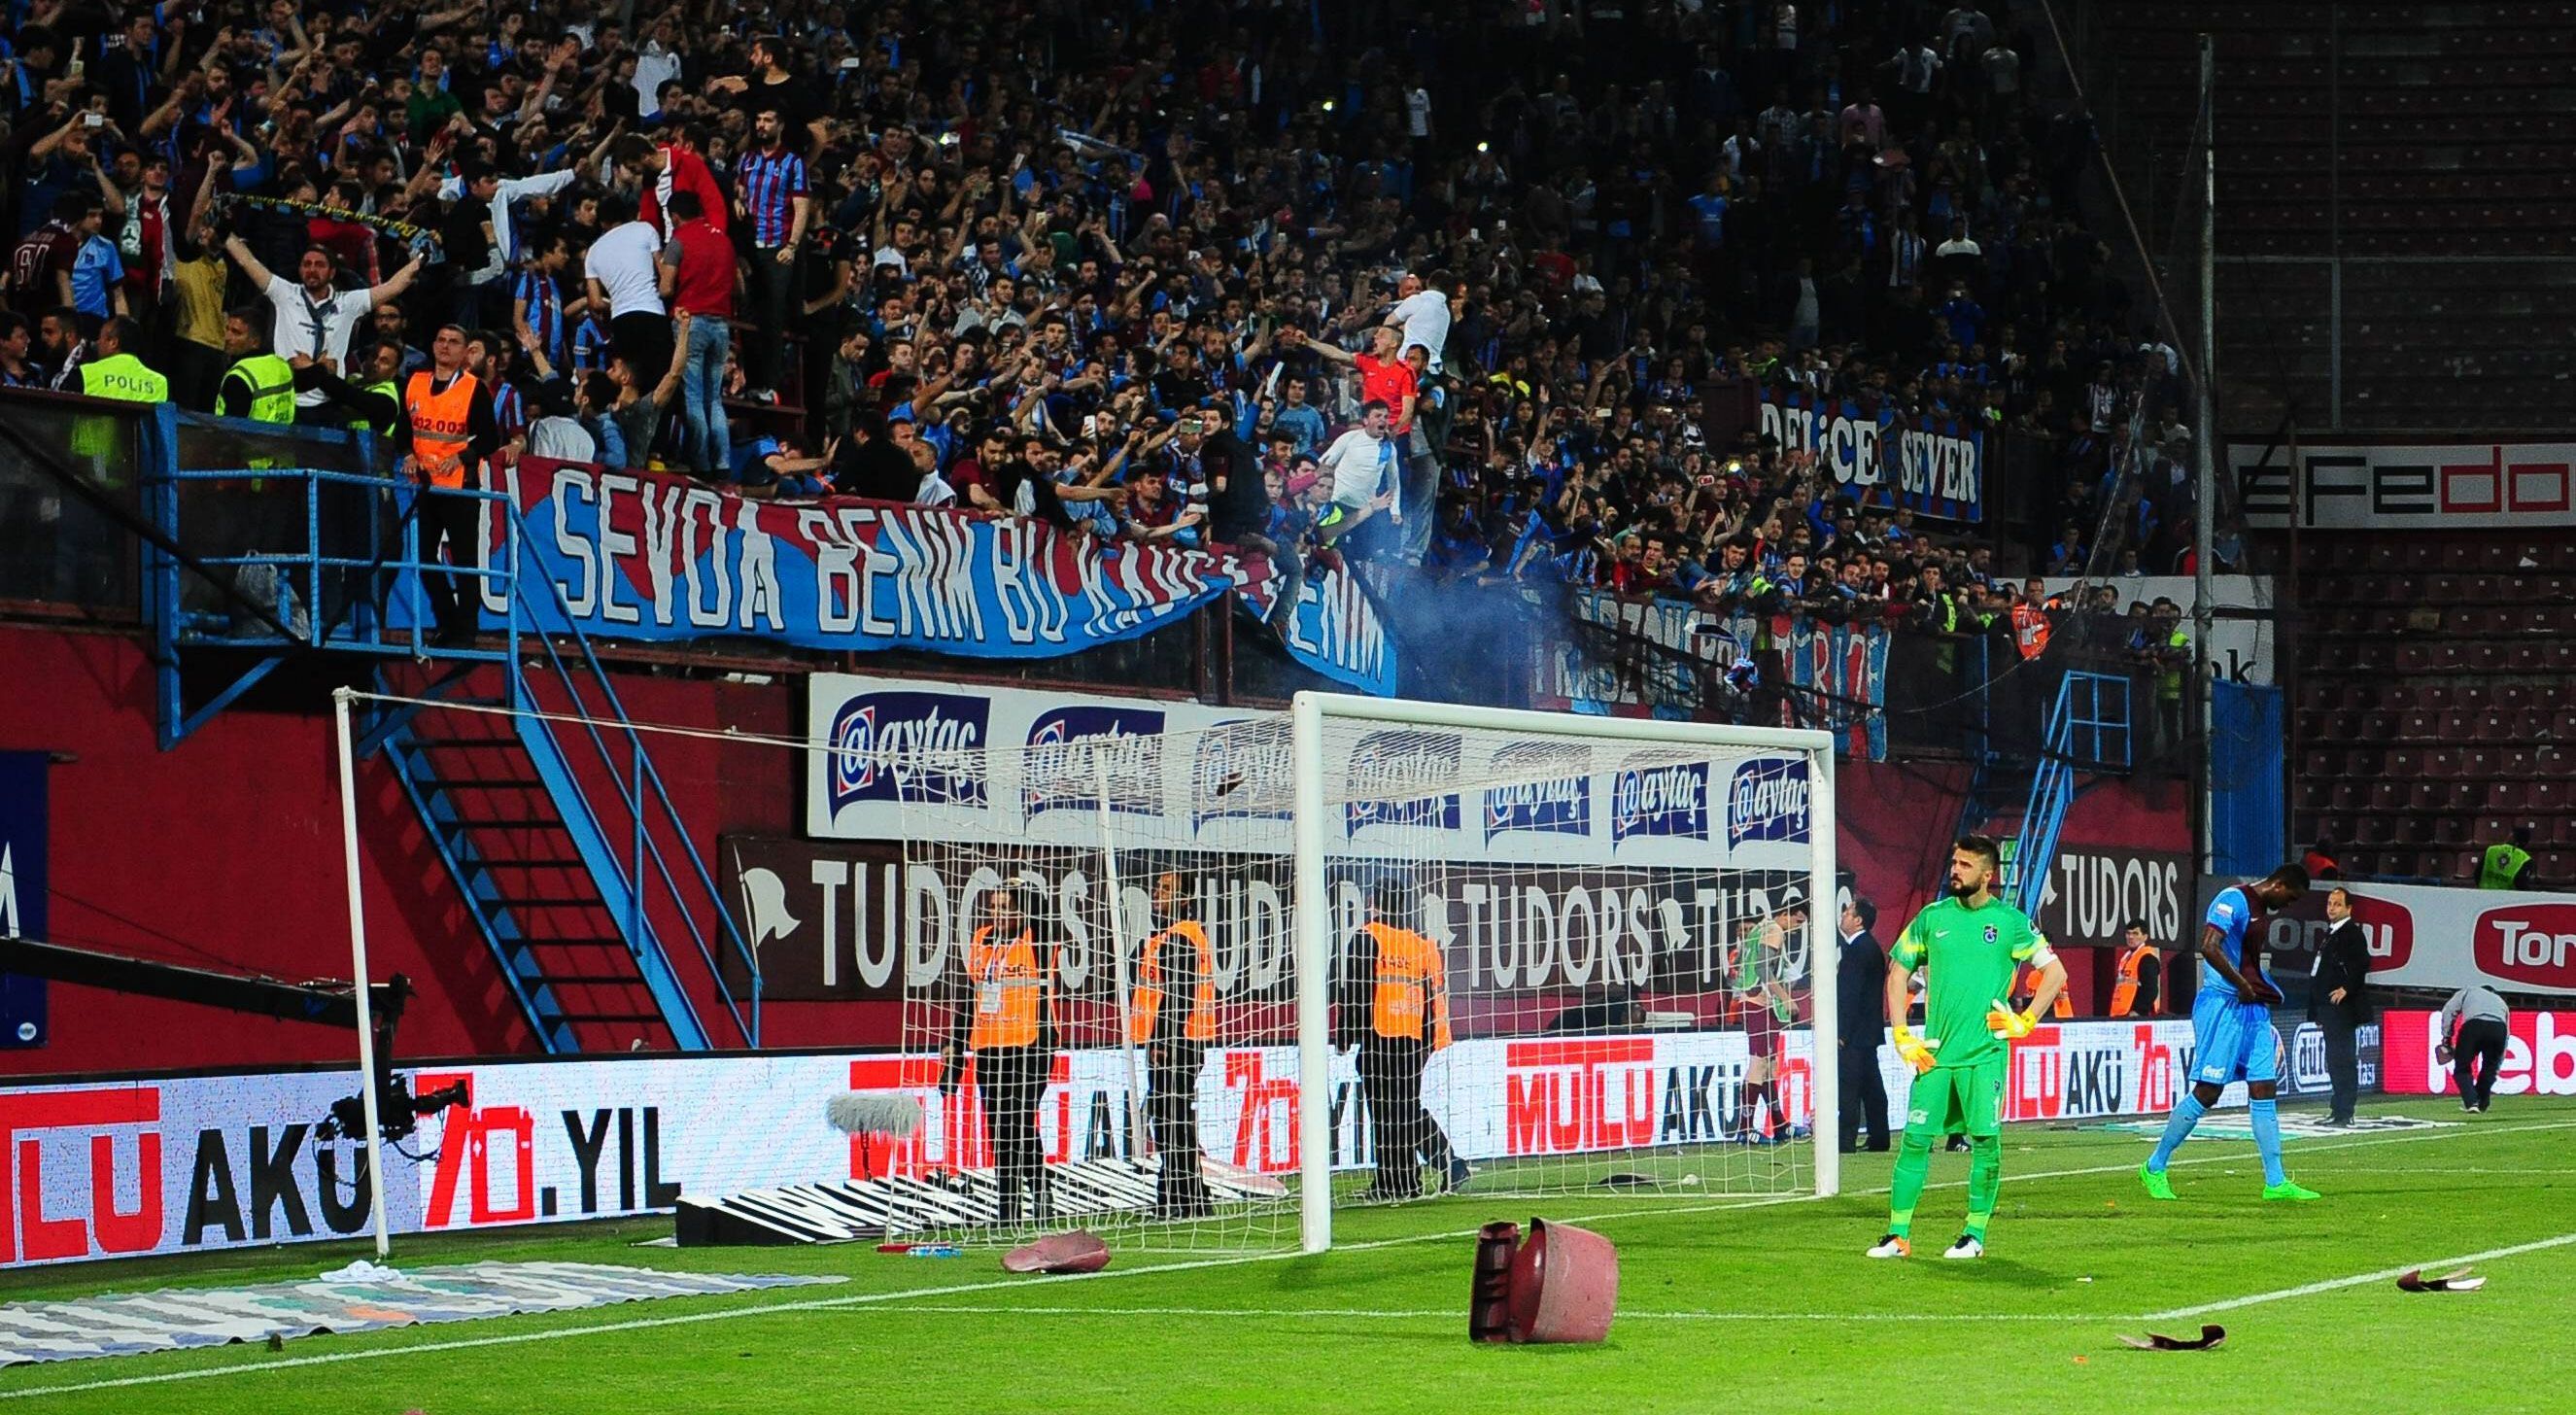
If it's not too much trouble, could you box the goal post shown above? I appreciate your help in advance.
[1290,692,1839,1254]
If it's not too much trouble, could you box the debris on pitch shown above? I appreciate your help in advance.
[1004,1229,1113,1275]
[2117,1324,2227,1351]
[2396,1267,2486,1293]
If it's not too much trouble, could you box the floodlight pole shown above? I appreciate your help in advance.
[333,687,395,1260]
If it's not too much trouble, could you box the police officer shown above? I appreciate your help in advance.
[2109,919,2163,1018]
[76,316,167,403]
[394,324,498,644]
[2478,825,2537,891]
[2309,887,2371,1125]
[945,883,1052,1223]
[1837,898,1891,1153]
[217,309,296,424]
[1334,880,1462,1199]
[1133,864,1215,1220]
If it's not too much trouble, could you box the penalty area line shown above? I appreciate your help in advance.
[0,1118,2560,1401]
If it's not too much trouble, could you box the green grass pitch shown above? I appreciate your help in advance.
[2,1096,2568,1413]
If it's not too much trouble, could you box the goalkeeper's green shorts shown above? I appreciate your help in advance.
[1904,1055,2006,1139]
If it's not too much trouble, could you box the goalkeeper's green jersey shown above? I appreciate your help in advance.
[1889,894,2045,1068]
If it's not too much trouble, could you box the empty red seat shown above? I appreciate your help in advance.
[2554,817,2576,847]
[2468,642,2509,673]
[2508,643,2546,673]
[2463,746,2501,777]
[2534,778,2568,816]
[2392,747,2427,777]
[2491,781,2531,813]
[2356,814,2398,845]
[2497,683,2533,713]
[2299,781,2334,811]
[2454,684,2492,715]
[2396,644,2433,673]
[2476,710,2517,741]
[2392,710,2429,739]
[2548,641,2576,672]
[2452,849,2485,881]
[2430,815,2474,847]
[2555,709,2576,739]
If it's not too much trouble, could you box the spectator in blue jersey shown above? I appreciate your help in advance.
[735,106,809,404]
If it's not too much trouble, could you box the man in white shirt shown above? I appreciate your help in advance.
[1383,270,1452,373]
[1314,399,1401,552]
[223,235,425,413]
[583,200,671,390]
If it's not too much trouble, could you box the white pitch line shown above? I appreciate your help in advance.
[1,1118,2566,1402]
[2142,1230,2576,1321]
[866,1304,2084,1323]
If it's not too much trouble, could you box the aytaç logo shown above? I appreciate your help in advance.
[2473,905,2576,989]
[825,691,990,811]
[1725,757,1810,847]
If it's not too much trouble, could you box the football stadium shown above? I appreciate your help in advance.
[0,1,2572,1410]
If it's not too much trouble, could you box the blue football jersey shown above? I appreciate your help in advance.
[2198,884,2269,994]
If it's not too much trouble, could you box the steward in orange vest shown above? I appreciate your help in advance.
[1334,882,1463,1200]
[2109,924,2163,1018]
[1134,867,1217,1219]
[395,325,498,644]
[945,884,1054,1224]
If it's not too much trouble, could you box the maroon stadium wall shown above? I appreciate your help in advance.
[0,623,2187,1075]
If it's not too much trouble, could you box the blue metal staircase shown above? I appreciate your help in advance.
[146,410,757,1053]
[1954,669,2134,913]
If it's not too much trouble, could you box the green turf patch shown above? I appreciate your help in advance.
[0,1098,2565,1414]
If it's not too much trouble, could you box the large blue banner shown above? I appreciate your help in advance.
[0,750,47,1048]
[419,459,1395,694]
[1758,391,1987,523]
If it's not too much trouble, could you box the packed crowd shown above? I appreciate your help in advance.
[1,0,2198,650]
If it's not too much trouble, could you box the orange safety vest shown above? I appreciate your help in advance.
[2021,960,2074,1018]
[1367,921,1453,1050]
[965,925,1046,1051]
[1131,919,1218,1045]
[2010,603,2051,660]
[405,368,481,489]
[2109,944,2159,1018]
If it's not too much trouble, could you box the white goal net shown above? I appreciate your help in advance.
[874,692,1840,1253]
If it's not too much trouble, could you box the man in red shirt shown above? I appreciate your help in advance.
[658,190,737,478]
[1300,324,1417,434]
[616,129,730,239]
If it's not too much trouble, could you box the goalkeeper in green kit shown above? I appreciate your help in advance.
[1866,835,2065,1260]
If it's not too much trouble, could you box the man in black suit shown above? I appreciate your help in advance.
[1837,898,1891,1152]
[2309,885,2373,1125]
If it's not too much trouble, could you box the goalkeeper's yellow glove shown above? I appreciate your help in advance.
[1986,1000,2039,1040]
[1892,1024,1939,1074]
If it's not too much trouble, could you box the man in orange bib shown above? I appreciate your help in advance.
[945,883,1054,1224]
[1132,864,1218,1220]
[1334,880,1462,1200]
[395,324,498,643]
